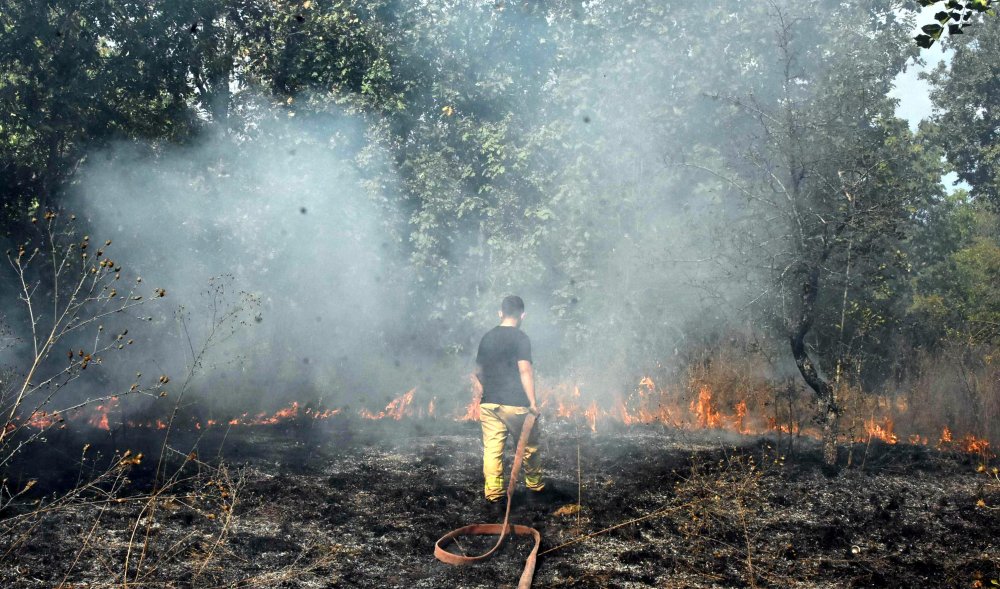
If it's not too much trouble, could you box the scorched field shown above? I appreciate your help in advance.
[1,414,996,589]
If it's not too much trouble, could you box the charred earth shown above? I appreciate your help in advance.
[1,418,997,588]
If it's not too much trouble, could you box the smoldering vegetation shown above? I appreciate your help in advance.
[1,0,999,587]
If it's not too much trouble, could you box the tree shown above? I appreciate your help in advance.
[926,17,1000,207]
[695,3,944,465]
[0,0,397,234]
[910,199,1000,344]
[0,0,202,222]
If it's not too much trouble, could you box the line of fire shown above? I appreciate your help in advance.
[9,379,994,458]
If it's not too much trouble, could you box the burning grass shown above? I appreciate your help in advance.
[10,375,996,468]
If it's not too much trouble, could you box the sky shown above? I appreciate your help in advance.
[889,6,962,190]
[890,42,947,131]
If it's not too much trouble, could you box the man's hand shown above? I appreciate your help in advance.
[518,359,537,415]
[471,365,484,399]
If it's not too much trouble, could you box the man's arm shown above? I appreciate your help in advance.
[472,362,484,399]
[518,360,537,414]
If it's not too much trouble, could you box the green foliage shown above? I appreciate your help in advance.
[911,205,1000,343]
[0,0,399,225]
[691,1,949,392]
[914,0,995,48]
[926,17,1000,207]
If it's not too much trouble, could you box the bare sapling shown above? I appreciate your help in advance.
[1,210,166,474]
[125,274,260,586]
[0,211,263,585]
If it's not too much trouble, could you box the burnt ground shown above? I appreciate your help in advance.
[1,418,997,588]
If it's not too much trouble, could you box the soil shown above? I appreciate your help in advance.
[1,417,997,588]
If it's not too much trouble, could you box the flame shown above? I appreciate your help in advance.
[937,427,993,457]
[940,426,953,444]
[618,399,634,426]
[307,408,341,419]
[767,417,802,435]
[259,402,300,424]
[458,398,480,421]
[88,399,118,431]
[734,399,748,434]
[690,385,722,429]
[585,400,598,432]
[864,417,898,444]
[959,434,990,454]
[360,388,417,420]
[617,377,680,425]
[233,403,341,425]
[120,403,342,430]
[10,377,992,462]
[27,411,61,430]
[548,384,593,423]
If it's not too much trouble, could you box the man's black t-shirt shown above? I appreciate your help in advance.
[476,326,532,407]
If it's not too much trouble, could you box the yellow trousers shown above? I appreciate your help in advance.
[480,402,544,501]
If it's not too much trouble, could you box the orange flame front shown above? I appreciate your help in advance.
[13,375,993,463]
[864,417,898,445]
[360,388,417,420]
[88,397,119,431]
[691,385,722,429]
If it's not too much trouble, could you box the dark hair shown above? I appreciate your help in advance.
[501,295,525,318]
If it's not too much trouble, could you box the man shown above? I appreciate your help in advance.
[473,295,545,503]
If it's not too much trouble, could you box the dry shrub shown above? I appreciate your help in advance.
[676,330,998,455]
[672,446,786,588]
[682,333,813,437]
[899,344,999,444]
[0,446,240,586]
[0,215,303,586]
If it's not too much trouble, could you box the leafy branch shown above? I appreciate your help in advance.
[916,0,995,48]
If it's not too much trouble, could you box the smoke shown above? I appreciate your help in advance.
[68,108,416,415]
[60,3,767,417]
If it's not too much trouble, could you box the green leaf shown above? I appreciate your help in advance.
[915,34,935,48]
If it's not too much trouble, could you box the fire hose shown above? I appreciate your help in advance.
[433,412,541,589]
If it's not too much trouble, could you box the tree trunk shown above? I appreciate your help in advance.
[789,266,839,467]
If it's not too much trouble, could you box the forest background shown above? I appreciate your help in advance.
[1,0,999,461]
